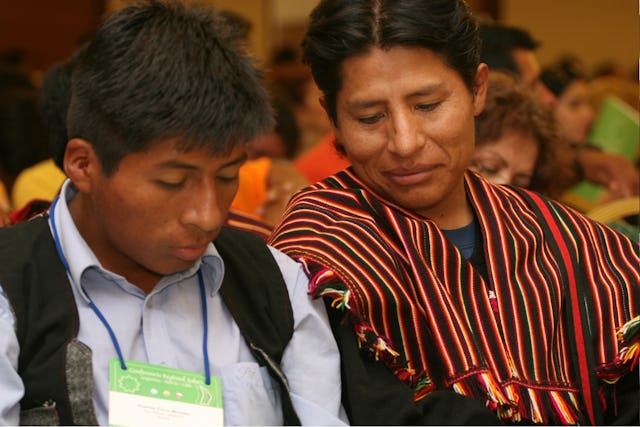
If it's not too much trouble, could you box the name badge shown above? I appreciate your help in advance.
[109,358,223,426]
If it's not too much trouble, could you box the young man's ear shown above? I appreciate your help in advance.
[64,138,99,193]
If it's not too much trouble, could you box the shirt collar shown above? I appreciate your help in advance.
[49,179,224,300]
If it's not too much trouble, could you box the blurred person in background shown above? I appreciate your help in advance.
[541,57,595,149]
[0,66,50,214]
[10,60,70,212]
[479,22,638,200]
[267,45,332,158]
[472,71,573,198]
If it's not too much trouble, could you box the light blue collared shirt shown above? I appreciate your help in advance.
[0,180,347,426]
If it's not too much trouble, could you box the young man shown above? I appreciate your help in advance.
[0,2,345,425]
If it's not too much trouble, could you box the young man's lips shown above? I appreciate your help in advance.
[173,244,208,261]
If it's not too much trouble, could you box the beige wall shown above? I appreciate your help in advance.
[106,0,639,75]
[502,0,638,75]
[269,0,639,76]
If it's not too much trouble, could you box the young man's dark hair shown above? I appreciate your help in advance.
[67,0,273,175]
[302,0,480,124]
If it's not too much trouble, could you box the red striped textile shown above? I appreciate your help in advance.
[224,209,272,242]
[269,168,639,424]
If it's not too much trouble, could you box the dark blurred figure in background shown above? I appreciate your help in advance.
[267,45,332,157]
[248,93,301,159]
[0,64,50,217]
[479,23,555,106]
[10,61,70,211]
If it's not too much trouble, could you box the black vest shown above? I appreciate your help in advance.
[0,216,298,425]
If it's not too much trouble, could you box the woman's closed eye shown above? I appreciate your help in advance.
[471,161,499,175]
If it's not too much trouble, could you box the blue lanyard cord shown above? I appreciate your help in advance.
[198,271,211,385]
[50,196,128,370]
[49,194,211,382]
[88,300,128,370]
[49,196,70,273]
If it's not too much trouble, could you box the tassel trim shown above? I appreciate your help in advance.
[303,257,588,424]
[449,372,517,422]
[307,265,353,312]
[598,315,640,384]
[453,378,581,424]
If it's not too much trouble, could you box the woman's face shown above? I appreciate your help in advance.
[331,46,487,224]
[554,80,595,146]
[471,130,540,188]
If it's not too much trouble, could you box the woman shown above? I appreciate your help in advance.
[269,0,639,424]
[541,58,595,148]
[472,71,574,198]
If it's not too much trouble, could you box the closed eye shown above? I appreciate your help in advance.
[216,174,239,183]
[358,113,384,125]
[416,102,440,112]
[155,180,186,190]
[471,162,499,175]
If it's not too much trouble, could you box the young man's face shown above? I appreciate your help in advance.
[69,138,247,288]
[330,46,487,226]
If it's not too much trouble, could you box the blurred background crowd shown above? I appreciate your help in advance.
[0,0,638,233]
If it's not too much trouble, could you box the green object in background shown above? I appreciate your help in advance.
[564,96,639,209]
[588,95,639,161]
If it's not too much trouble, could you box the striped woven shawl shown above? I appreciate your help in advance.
[269,168,639,424]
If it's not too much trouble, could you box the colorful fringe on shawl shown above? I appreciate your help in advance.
[270,169,639,424]
[598,315,640,384]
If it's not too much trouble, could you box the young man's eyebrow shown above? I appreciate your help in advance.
[156,153,248,169]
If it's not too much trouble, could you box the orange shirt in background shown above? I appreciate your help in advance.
[231,156,271,220]
[294,132,351,183]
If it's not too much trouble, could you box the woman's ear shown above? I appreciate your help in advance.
[64,138,99,193]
